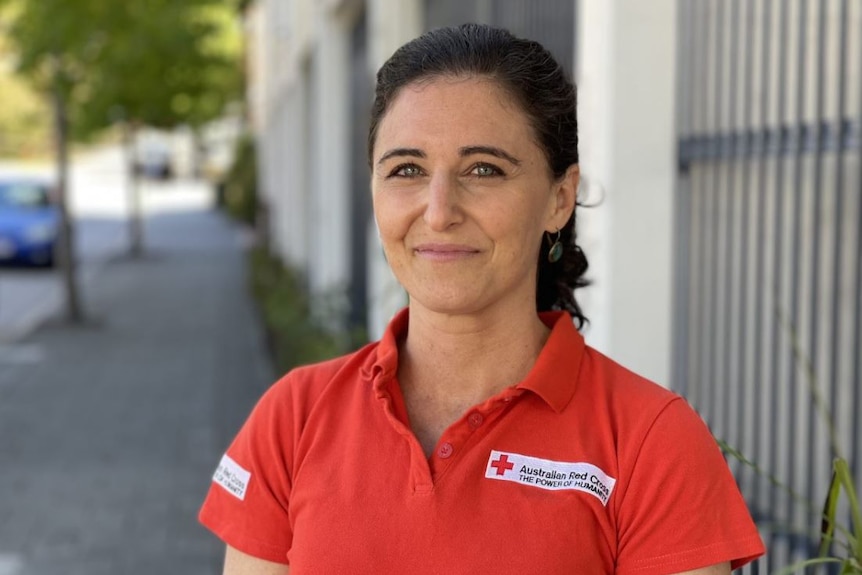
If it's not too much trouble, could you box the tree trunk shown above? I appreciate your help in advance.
[192,128,204,180]
[52,82,83,323]
[124,125,144,257]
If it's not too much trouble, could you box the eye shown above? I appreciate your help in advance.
[472,163,504,177]
[389,163,423,178]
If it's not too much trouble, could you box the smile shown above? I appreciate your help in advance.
[413,244,480,262]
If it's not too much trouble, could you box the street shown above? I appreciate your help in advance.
[0,148,274,574]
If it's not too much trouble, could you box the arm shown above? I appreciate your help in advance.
[223,545,290,575]
[671,562,731,575]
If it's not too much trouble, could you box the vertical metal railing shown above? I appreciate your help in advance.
[752,0,772,528]
[735,0,756,502]
[828,0,849,472]
[767,2,790,568]
[785,0,807,566]
[674,0,694,404]
[854,0,862,504]
[675,0,862,572]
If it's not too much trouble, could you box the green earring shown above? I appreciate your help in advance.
[546,230,563,263]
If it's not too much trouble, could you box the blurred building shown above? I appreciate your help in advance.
[240,1,861,571]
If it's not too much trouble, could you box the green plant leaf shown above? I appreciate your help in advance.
[834,459,862,562]
[821,461,843,557]
[772,556,845,575]
[717,439,819,516]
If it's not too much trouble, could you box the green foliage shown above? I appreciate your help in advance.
[718,301,861,574]
[1,0,241,140]
[0,68,52,157]
[814,459,861,575]
[769,458,861,575]
[0,2,50,157]
[723,442,862,574]
[222,134,257,225]
[248,247,345,374]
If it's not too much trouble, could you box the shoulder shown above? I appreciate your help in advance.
[577,346,686,429]
[572,346,719,475]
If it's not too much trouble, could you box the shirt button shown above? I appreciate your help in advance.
[437,442,454,459]
[468,412,484,429]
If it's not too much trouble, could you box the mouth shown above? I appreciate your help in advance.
[413,243,481,262]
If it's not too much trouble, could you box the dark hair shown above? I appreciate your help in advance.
[368,24,589,328]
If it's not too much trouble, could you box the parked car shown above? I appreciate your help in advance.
[0,176,60,267]
[134,138,174,180]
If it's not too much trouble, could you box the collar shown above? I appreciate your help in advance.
[516,311,585,413]
[365,308,408,389]
[364,308,585,413]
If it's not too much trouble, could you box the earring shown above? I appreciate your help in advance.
[546,229,563,263]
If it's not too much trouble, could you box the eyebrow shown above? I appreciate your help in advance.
[459,145,521,166]
[376,148,426,166]
[375,145,522,167]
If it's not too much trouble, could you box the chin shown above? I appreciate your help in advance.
[409,287,507,318]
[409,291,482,316]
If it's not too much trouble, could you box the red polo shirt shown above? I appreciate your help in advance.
[199,309,764,574]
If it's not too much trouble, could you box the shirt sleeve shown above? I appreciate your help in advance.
[198,373,297,564]
[614,398,765,575]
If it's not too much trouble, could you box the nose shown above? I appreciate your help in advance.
[424,173,463,231]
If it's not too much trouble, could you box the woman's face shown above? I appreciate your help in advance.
[371,76,577,318]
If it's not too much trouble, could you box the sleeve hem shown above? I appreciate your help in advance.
[198,506,291,565]
[617,535,766,575]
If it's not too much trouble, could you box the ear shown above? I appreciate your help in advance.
[546,164,579,232]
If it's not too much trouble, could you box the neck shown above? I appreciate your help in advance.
[399,303,551,405]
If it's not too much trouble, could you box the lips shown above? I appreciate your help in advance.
[413,243,480,262]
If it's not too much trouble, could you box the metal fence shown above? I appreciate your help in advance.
[675,0,862,572]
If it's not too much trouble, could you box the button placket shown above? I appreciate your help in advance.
[426,393,522,483]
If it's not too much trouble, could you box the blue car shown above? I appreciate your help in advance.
[0,177,60,267]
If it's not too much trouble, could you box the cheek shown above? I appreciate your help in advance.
[498,213,547,266]
[490,198,546,243]
[372,192,411,245]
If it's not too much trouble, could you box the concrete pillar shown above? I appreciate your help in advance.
[267,80,309,270]
[309,7,352,308]
[577,0,677,386]
[273,98,294,264]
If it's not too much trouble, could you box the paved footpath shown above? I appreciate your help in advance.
[0,203,275,575]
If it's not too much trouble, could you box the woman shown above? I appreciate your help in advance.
[200,24,765,574]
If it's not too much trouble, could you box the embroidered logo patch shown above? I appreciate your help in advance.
[485,450,617,506]
[212,454,251,501]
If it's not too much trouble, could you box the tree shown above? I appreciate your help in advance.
[0,0,241,321]
[74,1,241,256]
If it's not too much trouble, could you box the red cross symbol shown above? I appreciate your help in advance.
[490,454,515,476]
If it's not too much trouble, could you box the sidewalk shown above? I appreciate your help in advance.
[0,206,274,575]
